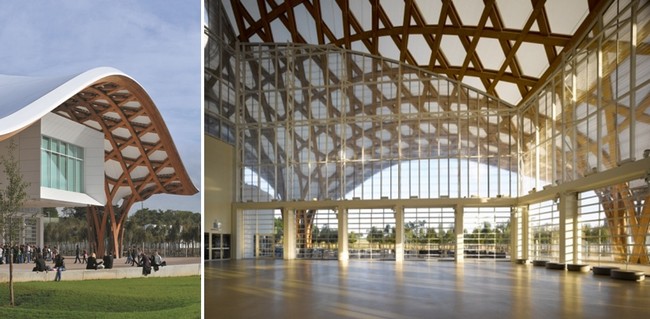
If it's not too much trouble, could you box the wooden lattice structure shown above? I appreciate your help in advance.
[55,75,198,258]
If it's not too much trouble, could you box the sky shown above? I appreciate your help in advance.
[0,1,202,214]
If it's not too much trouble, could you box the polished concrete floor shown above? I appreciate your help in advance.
[205,259,650,319]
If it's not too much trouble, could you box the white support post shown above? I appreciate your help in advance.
[511,206,529,262]
[338,207,349,261]
[510,207,519,262]
[574,202,582,264]
[558,193,577,263]
[283,208,296,260]
[455,205,464,263]
[521,206,529,260]
[394,205,404,262]
[233,208,244,259]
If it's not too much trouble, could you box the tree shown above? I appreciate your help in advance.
[274,217,284,245]
[0,141,30,306]
[317,225,338,249]
[44,214,88,254]
[367,226,385,248]
[582,224,610,244]
[405,220,426,249]
[43,207,58,219]
[425,228,438,248]
[348,231,358,245]
[383,224,395,246]
[122,208,200,257]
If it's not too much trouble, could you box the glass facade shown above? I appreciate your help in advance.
[578,178,649,265]
[404,207,455,260]
[528,200,560,261]
[296,209,338,260]
[348,208,396,260]
[235,45,518,202]
[518,0,650,191]
[463,207,511,259]
[41,136,84,192]
[204,0,237,145]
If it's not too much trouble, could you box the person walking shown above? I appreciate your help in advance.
[74,245,81,264]
[130,247,138,266]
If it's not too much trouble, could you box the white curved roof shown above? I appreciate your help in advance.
[0,67,128,138]
[0,67,197,210]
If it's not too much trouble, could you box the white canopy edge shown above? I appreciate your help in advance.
[0,67,136,137]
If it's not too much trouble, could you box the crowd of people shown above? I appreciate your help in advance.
[124,247,166,275]
[13,245,167,280]
[1,244,167,280]
[0,244,62,265]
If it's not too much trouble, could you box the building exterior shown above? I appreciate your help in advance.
[0,67,198,254]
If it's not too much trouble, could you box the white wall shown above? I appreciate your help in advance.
[0,113,106,207]
[0,119,41,200]
[40,113,105,206]
[204,135,234,233]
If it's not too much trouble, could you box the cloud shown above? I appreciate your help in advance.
[0,1,202,214]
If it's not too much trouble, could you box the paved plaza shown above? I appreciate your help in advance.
[0,256,201,272]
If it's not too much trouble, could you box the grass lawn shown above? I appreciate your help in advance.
[0,276,200,319]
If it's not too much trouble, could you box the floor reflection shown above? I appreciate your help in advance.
[205,260,650,319]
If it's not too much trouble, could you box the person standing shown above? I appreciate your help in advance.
[54,254,65,281]
[140,253,151,276]
[131,247,138,266]
[26,244,32,263]
[44,245,51,261]
[18,245,24,264]
[74,245,81,264]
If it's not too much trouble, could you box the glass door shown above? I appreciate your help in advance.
[204,233,231,260]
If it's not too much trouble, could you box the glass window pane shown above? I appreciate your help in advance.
[67,158,74,191]
[77,160,83,192]
[41,151,49,187]
[59,154,66,189]
[50,153,58,188]
[40,136,85,192]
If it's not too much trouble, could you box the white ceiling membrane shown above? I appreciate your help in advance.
[225,0,594,105]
